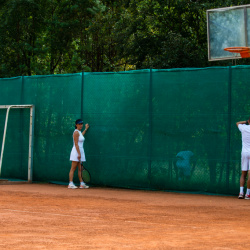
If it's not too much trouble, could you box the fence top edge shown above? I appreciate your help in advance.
[1,66,250,80]
[0,76,22,81]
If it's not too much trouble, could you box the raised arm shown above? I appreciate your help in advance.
[236,121,248,127]
[82,123,90,136]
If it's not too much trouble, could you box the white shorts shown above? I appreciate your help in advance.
[241,152,250,171]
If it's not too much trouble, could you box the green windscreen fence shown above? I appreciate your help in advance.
[0,66,249,194]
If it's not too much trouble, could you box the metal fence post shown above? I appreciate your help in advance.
[226,66,232,192]
[21,76,24,103]
[81,71,84,119]
[148,69,153,187]
[20,76,24,174]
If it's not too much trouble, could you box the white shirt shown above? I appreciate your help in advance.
[238,124,250,153]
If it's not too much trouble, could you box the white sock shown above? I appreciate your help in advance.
[240,187,244,194]
[69,181,74,185]
[247,189,250,195]
[80,182,85,185]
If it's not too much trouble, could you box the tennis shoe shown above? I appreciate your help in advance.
[245,194,250,200]
[79,183,89,189]
[68,183,78,189]
[238,193,244,199]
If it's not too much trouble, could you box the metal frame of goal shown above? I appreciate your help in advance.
[0,105,35,183]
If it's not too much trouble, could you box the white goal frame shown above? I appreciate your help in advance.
[0,105,35,183]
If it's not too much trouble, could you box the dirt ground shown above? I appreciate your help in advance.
[0,184,249,250]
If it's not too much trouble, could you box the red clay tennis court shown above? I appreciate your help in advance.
[0,183,249,249]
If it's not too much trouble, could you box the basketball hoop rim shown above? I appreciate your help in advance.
[224,47,250,53]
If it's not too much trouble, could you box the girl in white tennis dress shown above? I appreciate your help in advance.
[68,119,89,189]
[70,129,86,162]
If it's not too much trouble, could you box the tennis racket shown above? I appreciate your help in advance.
[81,162,91,184]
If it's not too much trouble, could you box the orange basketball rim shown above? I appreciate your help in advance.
[224,47,250,58]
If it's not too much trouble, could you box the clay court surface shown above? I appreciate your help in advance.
[0,184,249,249]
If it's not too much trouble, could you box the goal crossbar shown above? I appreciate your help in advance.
[0,105,35,182]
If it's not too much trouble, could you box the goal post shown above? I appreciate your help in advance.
[0,105,35,183]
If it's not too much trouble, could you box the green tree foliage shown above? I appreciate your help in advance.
[0,0,105,76]
[0,0,250,77]
[115,0,250,69]
[0,0,45,76]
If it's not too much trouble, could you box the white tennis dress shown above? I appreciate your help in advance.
[70,129,86,162]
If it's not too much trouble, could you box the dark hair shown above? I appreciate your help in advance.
[75,119,83,129]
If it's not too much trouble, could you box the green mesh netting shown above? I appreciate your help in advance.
[0,67,248,194]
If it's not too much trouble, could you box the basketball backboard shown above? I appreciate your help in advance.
[207,4,250,61]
